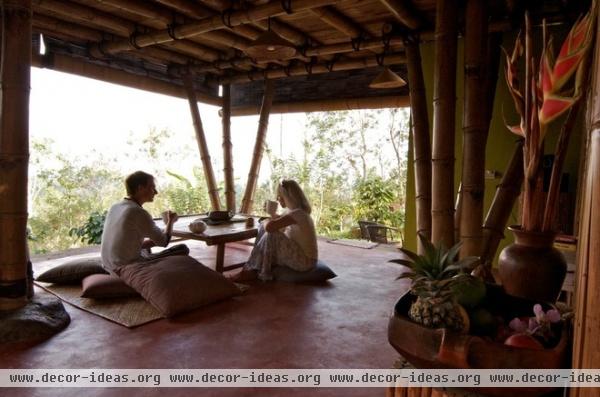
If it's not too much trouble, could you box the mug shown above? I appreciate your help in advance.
[265,200,278,215]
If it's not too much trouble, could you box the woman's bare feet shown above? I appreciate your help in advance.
[227,269,258,282]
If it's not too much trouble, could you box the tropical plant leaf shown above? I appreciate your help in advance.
[389,259,414,267]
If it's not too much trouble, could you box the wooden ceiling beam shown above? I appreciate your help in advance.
[31,51,221,106]
[93,0,341,55]
[378,0,422,30]
[229,96,410,116]
[309,6,363,38]
[32,14,192,65]
[32,0,223,62]
[218,52,406,84]
[155,0,263,40]
[82,0,254,52]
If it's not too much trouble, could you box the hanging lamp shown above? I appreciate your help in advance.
[369,51,406,88]
[244,18,296,60]
[369,66,406,89]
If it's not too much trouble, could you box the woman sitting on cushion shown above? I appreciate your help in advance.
[233,179,318,281]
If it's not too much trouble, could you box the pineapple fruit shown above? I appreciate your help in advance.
[391,234,479,333]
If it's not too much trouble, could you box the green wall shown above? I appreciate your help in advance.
[403,28,584,264]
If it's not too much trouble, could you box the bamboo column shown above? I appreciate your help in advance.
[0,0,32,311]
[572,5,600,391]
[182,74,222,211]
[221,84,235,212]
[240,80,275,214]
[431,0,458,247]
[404,34,431,254]
[478,140,524,278]
[459,0,488,257]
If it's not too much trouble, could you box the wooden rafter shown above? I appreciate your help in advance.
[230,95,410,116]
[378,0,422,30]
[218,52,406,84]
[91,0,341,55]
[31,52,221,105]
[32,0,224,62]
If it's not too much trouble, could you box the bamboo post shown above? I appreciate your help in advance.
[183,74,222,211]
[478,140,524,277]
[404,34,432,254]
[572,4,600,386]
[240,80,275,214]
[0,0,32,310]
[431,0,458,247]
[221,84,236,212]
[459,0,489,257]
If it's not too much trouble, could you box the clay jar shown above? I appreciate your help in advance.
[498,226,567,303]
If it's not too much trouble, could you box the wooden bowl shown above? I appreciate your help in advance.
[388,285,570,397]
[207,210,233,222]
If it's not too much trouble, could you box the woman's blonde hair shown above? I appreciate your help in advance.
[279,179,311,214]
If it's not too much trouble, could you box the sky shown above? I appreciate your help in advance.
[29,67,306,184]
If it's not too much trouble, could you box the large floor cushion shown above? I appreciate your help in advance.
[117,256,240,317]
[273,260,337,283]
[81,274,140,299]
[36,257,107,284]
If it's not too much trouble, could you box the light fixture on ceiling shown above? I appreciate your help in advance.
[244,18,296,61]
[369,66,407,89]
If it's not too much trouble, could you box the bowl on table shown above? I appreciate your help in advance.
[207,210,234,222]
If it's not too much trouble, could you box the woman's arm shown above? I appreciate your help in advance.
[264,212,296,232]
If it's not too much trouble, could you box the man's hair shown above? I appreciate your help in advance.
[125,171,154,196]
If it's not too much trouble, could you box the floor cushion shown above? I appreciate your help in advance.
[36,257,107,284]
[81,274,140,299]
[273,260,337,283]
[117,255,240,317]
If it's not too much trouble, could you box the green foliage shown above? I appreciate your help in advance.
[353,176,397,224]
[148,168,209,216]
[69,211,107,245]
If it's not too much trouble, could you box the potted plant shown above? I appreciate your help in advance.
[388,234,571,397]
[499,7,595,302]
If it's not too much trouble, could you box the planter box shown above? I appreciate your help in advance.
[388,285,570,397]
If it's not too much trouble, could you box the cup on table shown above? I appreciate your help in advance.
[265,200,278,216]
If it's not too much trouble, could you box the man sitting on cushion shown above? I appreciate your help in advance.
[101,170,185,275]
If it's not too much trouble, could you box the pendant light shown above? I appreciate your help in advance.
[244,18,296,61]
[369,52,406,89]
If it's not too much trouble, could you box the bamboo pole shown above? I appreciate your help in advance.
[240,80,275,214]
[478,140,524,278]
[33,15,192,66]
[86,0,255,52]
[219,53,406,84]
[32,0,223,62]
[92,0,340,55]
[183,74,222,210]
[31,52,221,106]
[155,0,265,40]
[404,35,431,254]
[230,95,410,116]
[459,0,488,257]
[431,0,458,247]
[222,84,235,212]
[572,4,600,383]
[0,0,32,310]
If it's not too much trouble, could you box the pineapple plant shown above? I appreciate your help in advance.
[391,234,479,332]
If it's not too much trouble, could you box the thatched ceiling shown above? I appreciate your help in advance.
[29,0,590,110]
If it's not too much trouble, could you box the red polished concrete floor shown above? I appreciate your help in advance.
[1,239,409,397]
